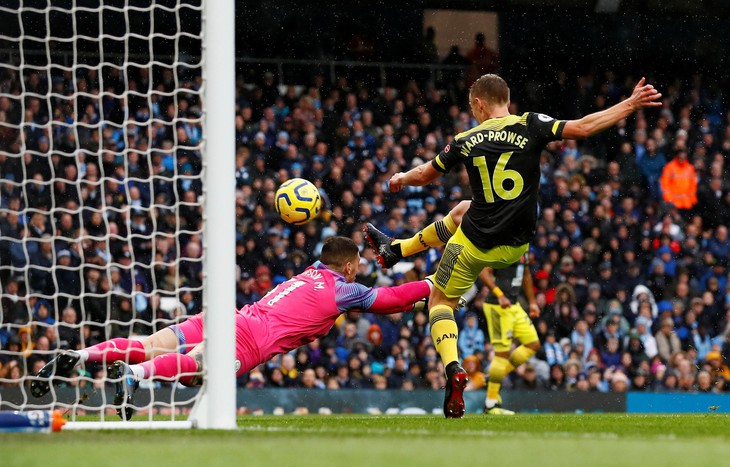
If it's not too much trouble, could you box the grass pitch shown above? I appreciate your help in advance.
[4,414,728,467]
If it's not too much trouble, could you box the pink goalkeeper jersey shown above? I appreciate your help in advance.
[235,261,378,370]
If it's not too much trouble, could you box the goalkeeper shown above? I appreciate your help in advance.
[31,237,433,420]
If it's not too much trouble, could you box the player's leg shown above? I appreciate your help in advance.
[507,306,541,374]
[430,227,485,418]
[116,312,257,419]
[364,200,469,268]
[111,344,203,421]
[484,303,516,415]
[31,314,203,398]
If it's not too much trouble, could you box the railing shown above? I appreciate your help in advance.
[0,49,470,88]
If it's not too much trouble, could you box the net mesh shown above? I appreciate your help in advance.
[0,0,205,420]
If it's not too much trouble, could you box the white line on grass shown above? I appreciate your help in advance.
[237,424,678,441]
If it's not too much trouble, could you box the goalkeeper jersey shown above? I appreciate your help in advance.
[235,262,385,370]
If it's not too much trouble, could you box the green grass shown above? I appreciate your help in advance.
[3,414,729,467]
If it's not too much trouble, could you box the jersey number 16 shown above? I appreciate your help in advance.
[472,151,524,203]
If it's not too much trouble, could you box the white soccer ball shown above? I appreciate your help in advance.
[275,178,322,225]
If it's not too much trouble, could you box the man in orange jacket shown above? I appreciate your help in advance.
[660,148,697,214]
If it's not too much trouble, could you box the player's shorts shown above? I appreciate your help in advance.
[483,302,538,352]
[168,311,261,377]
[433,225,528,298]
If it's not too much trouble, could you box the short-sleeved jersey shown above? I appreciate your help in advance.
[485,253,528,305]
[432,112,565,250]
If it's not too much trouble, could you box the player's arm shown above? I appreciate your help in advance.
[479,267,511,309]
[389,139,463,192]
[521,267,540,318]
[562,78,661,139]
[336,280,432,315]
[389,161,441,192]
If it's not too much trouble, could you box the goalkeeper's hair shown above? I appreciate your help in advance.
[320,236,359,269]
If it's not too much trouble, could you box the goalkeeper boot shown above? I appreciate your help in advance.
[443,361,468,419]
[363,223,400,269]
[109,360,139,421]
[30,351,80,398]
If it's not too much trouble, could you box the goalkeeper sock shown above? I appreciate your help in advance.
[393,214,457,258]
[429,304,459,367]
[81,338,147,365]
[139,353,198,384]
[486,356,511,409]
[509,345,536,369]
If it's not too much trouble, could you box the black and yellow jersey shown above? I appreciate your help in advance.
[484,253,528,305]
[432,112,565,250]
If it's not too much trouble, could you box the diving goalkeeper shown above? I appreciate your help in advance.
[31,237,432,420]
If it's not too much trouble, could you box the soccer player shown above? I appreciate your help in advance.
[480,255,540,415]
[370,74,661,417]
[31,236,433,420]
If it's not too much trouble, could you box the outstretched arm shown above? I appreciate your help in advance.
[389,161,441,192]
[365,280,432,314]
[562,78,661,140]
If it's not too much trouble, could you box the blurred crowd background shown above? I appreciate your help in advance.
[2,3,730,396]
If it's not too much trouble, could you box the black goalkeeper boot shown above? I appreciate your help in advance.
[30,351,80,398]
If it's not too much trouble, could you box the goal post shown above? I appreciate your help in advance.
[0,0,236,429]
[194,0,236,430]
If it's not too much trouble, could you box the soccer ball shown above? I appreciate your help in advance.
[275,178,322,225]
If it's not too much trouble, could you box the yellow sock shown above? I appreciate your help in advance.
[393,214,457,257]
[487,356,510,406]
[429,304,459,366]
[509,345,536,369]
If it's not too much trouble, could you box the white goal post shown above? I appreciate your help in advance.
[0,0,236,430]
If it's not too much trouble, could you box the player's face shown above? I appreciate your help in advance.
[343,253,360,283]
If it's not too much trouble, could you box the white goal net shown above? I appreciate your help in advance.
[0,0,235,428]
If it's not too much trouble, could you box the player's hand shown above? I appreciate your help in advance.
[629,77,662,110]
[529,303,540,318]
[389,172,406,192]
[498,295,512,309]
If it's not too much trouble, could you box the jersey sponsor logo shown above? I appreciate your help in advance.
[537,113,553,122]
[266,280,306,306]
[435,332,458,345]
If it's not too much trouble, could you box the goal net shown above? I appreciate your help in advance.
[0,0,235,429]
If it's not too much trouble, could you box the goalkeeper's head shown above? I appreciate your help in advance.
[320,236,360,283]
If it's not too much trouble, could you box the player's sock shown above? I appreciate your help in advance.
[509,345,536,369]
[393,214,457,257]
[486,356,510,409]
[430,304,459,366]
[81,338,147,365]
[139,353,198,384]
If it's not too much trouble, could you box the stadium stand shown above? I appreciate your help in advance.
[2,35,730,397]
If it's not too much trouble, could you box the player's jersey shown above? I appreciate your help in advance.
[485,253,528,305]
[235,261,378,366]
[432,112,565,249]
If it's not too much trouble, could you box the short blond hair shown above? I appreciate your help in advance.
[469,74,510,106]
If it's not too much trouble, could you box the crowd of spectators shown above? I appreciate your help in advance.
[1,55,730,397]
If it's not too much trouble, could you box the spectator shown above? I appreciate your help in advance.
[659,148,698,215]
[457,312,484,358]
